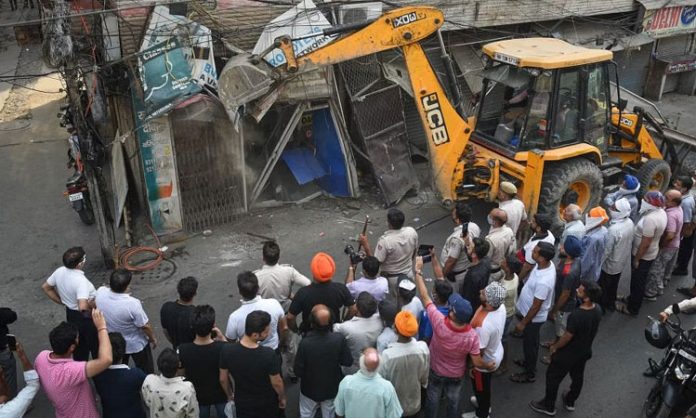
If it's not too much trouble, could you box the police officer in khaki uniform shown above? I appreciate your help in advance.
[441,202,481,284]
[359,208,418,298]
[255,241,311,381]
[485,208,515,282]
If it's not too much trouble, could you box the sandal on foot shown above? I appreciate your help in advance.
[510,372,536,383]
[513,359,526,368]
[616,304,637,316]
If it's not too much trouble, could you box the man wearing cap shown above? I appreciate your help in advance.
[618,191,668,316]
[579,207,608,282]
[498,181,527,238]
[561,204,585,245]
[378,311,430,418]
[542,236,582,357]
[287,253,356,334]
[599,198,634,311]
[485,208,515,283]
[358,208,419,296]
[333,292,383,375]
[439,202,481,283]
[605,174,641,222]
[463,282,507,418]
[414,257,493,418]
[511,242,556,383]
[645,189,683,300]
[459,238,492,313]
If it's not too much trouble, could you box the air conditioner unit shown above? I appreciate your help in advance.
[338,2,383,25]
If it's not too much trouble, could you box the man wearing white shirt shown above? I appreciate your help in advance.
[95,269,157,373]
[511,242,556,383]
[225,271,287,351]
[518,215,556,283]
[334,292,384,375]
[41,247,98,361]
[0,340,38,418]
[498,181,527,238]
[463,282,507,418]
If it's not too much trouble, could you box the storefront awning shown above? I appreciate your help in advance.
[549,20,654,52]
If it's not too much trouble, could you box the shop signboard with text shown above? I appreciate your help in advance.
[643,5,696,37]
[132,93,183,235]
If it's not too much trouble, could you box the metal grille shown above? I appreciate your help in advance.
[338,54,419,205]
[170,98,245,232]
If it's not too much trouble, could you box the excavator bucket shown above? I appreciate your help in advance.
[218,53,276,120]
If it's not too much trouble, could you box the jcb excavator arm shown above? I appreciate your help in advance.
[275,6,473,204]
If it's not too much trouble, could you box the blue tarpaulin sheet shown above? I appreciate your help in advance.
[313,108,350,197]
[281,148,327,185]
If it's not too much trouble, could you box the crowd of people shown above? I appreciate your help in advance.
[1,174,696,418]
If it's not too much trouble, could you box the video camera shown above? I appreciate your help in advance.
[344,244,365,265]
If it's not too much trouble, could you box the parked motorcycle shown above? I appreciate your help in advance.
[59,105,95,225]
[644,303,696,417]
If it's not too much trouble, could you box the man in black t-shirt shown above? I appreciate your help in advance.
[294,304,352,418]
[459,238,491,313]
[287,253,356,333]
[529,280,603,416]
[160,277,198,348]
[219,310,286,418]
[178,305,228,417]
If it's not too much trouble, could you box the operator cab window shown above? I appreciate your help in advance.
[519,72,552,149]
[476,64,533,149]
[551,70,580,146]
[584,64,610,150]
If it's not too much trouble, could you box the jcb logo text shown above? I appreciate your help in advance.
[392,12,419,28]
[421,93,449,145]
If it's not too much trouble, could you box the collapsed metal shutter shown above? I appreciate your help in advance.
[656,35,692,57]
[613,44,653,95]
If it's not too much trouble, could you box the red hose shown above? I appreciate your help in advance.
[118,225,165,272]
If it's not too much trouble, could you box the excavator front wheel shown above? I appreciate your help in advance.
[637,159,671,194]
[537,158,603,239]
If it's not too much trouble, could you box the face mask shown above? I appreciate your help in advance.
[487,215,495,226]
[639,200,658,215]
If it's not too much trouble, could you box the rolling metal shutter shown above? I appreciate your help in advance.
[613,44,653,95]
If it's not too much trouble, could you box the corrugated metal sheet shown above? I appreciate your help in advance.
[637,0,696,9]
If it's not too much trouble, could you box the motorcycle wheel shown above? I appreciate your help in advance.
[644,381,672,418]
[78,206,95,225]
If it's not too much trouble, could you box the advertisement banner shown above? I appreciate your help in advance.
[138,37,201,118]
[252,0,337,67]
[141,5,218,89]
[643,5,696,38]
[132,92,183,235]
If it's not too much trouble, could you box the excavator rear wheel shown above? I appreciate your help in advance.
[637,159,671,194]
[537,158,603,239]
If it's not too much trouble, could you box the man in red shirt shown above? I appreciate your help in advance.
[414,256,493,418]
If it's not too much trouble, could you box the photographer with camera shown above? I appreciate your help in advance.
[358,208,419,297]
[345,256,389,302]
[0,338,38,418]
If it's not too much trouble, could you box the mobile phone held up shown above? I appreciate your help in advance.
[6,334,16,351]
[418,245,434,263]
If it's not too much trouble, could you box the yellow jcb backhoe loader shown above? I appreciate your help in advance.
[219,5,671,233]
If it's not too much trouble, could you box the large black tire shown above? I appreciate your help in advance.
[537,158,603,239]
[644,381,672,418]
[637,159,671,195]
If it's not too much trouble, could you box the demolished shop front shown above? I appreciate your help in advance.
[640,1,696,100]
